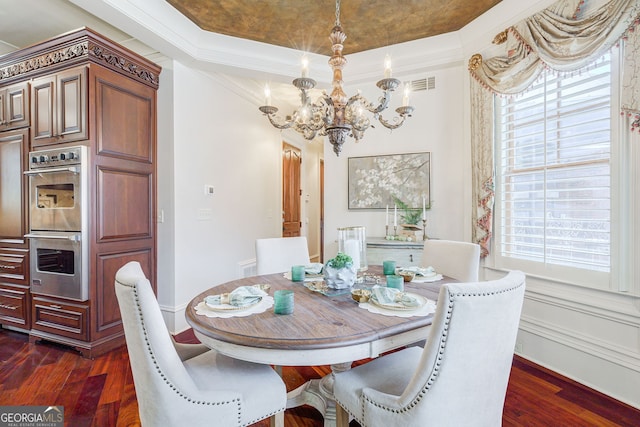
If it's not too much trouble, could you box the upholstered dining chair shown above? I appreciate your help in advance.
[115,261,287,427]
[255,236,310,275]
[420,239,481,282]
[333,270,526,427]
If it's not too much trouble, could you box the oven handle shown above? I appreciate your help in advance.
[24,233,81,242]
[24,166,79,175]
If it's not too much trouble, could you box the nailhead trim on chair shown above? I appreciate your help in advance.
[355,280,525,424]
[128,283,244,426]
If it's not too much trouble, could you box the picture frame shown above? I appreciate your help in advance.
[348,152,431,210]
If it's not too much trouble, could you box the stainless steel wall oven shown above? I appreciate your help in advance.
[25,146,88,301]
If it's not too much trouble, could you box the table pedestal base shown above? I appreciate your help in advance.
[286,362,352,427]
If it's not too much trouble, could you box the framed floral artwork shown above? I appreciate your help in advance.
[348,152,431,209]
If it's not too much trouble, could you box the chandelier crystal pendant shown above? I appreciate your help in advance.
[258,0,415,156]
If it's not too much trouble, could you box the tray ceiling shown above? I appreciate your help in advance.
[166,0,503,54]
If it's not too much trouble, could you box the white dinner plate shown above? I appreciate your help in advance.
[369,292,428,311]
[205,297,262,312]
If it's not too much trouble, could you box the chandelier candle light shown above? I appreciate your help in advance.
[258,0,415,156]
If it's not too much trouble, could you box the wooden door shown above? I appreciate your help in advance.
[282,143,301,237]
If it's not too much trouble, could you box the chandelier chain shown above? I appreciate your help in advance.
[335,0,341,26]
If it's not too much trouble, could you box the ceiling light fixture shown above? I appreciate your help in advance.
[258,0,415,156]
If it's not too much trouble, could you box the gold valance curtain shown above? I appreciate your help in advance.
[468,0,640,257]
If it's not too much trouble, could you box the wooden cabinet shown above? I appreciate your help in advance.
[0,121,30,331]
[367,237,425,267]
[0,248,28,283]
[31,295,89,341]
[0,128,29,243]
[0,247,30,331]
[0,28,160,357]
[0,81,29,131]
[0,284,30,330]
[31,66,87,147]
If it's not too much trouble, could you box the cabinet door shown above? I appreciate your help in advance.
[31,66,87,147]
[31,295,89,341]
[57,67,87,141]
[0,129,29,243]
[31,75,56,144]
[0,284,30,330]
[0,82,30,132]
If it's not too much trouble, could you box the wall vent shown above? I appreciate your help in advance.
[410,76,436,92]
[238,259,257,278]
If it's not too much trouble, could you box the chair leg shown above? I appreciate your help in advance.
[336,404,350,427]
[269,410,284,427]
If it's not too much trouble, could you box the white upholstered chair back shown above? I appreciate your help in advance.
[255,236,310,275]
[421,239,481,282]
[115,261,286,426]
[334,271,526,427]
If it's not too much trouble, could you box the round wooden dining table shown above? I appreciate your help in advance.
[185,266,452,427]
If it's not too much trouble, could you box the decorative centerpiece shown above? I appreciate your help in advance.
[324,252,357,289]
[392,197,430,241]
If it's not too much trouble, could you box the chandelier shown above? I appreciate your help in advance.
[258,0,415,156]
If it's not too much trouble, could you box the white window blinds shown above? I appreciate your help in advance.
[497,56,611,272]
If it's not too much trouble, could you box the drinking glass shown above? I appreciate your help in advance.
[274,290,294,315]
[382,260,396,275]
[386,274,404,291]
[291,265,305,282]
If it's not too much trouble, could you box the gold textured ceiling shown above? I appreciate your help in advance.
[166,0,502,55]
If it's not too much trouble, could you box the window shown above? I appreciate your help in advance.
[495,54,614,284]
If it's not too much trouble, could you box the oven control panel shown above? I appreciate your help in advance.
[29,146,85,168]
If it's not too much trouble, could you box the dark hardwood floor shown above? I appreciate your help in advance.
[1,328,638,427]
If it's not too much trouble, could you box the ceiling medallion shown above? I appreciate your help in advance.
[258,0,415,156]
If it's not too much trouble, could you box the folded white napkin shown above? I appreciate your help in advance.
[402,266,437,277]
[205,286,267,307]
[305,263,324,275]
[371,285,421,307]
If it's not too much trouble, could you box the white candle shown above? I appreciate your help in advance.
[301,55,309,78]
[422,197,426,220]
[264,84,271,106]
[394,204,397,226]
[403,83,410,107]
[344,239,360,270]
[386,205,389,226]
[384,54,392,78]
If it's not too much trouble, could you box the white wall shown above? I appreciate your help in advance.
[157,61,324,331]
[158,61,281,330]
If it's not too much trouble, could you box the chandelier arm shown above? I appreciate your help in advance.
[377,113,408,130]
[293,122,318,140]
[297,104,329,132]
[347,92,392,115]
[265,113,295,130]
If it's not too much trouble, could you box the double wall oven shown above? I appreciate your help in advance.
[24,146,88,301]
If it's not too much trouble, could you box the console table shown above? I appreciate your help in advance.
[366,237,425,267]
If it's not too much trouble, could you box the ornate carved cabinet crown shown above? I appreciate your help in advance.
[0,28,161,357]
